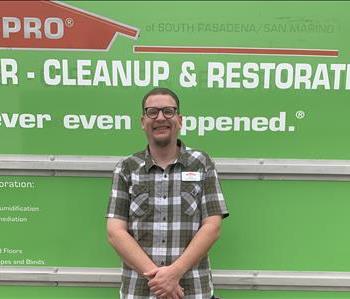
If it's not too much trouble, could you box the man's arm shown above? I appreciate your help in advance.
[146,215,222,295]
[107,218,185,299]
[172,214,222,275]
[107,217,158,274]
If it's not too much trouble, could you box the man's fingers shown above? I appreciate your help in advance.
[169,288,183,299]
[148,279,159,288]
[150,284,167,294]
[153,288,167,298]
[176,286,184,298]
[144,267,159,278]
[171,292,180,299]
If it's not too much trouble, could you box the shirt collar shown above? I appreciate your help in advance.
[144,139,189,172]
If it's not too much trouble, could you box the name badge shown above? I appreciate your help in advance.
[182,171,201,181]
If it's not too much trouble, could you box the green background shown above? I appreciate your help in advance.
[2,177,350,297]
[1,1,350,298]
[3,286,350,299]
[2,178,350,271]
[0,1,349,158]
[2,287,350,299]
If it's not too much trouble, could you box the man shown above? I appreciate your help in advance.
[106,88,229,299]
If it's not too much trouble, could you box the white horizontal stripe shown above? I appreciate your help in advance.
[4,267,350,291]
[154,197,169,205]
[131,173,139,183]
[3,155,350,181]
[171,222,181,230]
[173,196,181,205]
[152,247,167,256]
[153,222,168,231]
[171,247,181,256]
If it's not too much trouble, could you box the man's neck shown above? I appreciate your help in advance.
[149,141,179,170]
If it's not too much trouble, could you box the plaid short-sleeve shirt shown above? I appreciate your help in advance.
[107,140,229,299]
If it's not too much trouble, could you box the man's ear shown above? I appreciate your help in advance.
[141,115,145,129]
[178,114,182,128]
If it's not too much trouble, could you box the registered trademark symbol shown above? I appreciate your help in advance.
[65,18,74,28]
[295,110,305,119]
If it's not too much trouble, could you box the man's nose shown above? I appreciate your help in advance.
[156,110,166,120]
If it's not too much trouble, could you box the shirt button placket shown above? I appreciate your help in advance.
[161,170,168,266]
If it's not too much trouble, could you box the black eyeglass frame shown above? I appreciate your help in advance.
[144,106,178,119]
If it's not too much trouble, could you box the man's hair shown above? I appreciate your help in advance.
[142,87,180,114]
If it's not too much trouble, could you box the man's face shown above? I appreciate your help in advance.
[141,94,182,147]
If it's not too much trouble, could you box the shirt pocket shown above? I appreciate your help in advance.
[181,182,202,216]
[129,184,149,217]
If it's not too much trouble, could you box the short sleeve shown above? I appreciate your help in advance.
[106,160,130,221]
[200,157,229,220]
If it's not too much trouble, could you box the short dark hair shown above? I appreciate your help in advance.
[142,88,180,114]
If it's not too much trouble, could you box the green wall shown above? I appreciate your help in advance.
[1,287,350,299]
[1,1,350,298]
[1,1,350,158]
[2,178,350,271]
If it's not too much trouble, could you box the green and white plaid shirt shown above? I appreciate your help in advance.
[107,140,229,299]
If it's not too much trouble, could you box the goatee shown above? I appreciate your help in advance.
[154,137,171,147]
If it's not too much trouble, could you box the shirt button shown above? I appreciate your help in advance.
[161,261,164,265]
[163,195,166,199]
[162,239,165,243]
[163,216,166,221]
[164,174,167,178]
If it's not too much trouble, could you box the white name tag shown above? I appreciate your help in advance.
[182,172,201,181]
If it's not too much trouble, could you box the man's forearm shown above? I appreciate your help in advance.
[170,215,222,278]
[108,219,185,298]
[107,219,157,274]
[147,216,222,294]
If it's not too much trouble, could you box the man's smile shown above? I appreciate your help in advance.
[153,124,171,131]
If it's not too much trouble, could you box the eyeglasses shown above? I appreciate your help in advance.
[144,106,177,119]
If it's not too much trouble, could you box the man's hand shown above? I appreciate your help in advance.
[144,266,184,299]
